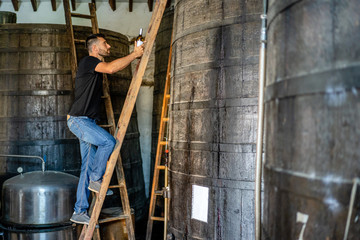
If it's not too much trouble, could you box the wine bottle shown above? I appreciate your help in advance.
[136,28,145,47]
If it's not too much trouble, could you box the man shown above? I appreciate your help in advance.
[67,33,144,225]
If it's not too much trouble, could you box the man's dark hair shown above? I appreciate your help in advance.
[86,33,106,52]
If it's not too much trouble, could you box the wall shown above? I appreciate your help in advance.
[0,1,154,196]
[0,1,152,35]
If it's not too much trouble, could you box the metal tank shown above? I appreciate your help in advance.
[2,171,78,226]
[169,0,261,239]
[2,225,76,240]
[0,169,79,239]
[263,0,360,239]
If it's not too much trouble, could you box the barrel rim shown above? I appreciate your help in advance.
[265,65,360,102]
[0,11,17,15]
[0,23,130,43]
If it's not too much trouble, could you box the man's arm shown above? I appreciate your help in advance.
[95,42,144,74]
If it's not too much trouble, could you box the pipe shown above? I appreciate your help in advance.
[0,154,46,172]
[255,1,268,239]
[343,178,359,240]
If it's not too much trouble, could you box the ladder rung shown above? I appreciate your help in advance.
[99,124,114,128]
[74,39,86,43]
[159,141,167,146]
[98,215,130,224]
[109,184,125,189]
[156,165,165,170]
[162,118,169,122]
[151,216,165,221]
[154,190,163,195]
[101,95,110,99]
[165,94,170,99]
[71,12,94,19]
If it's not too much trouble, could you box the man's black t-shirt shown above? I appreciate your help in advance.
[69,56,103,121]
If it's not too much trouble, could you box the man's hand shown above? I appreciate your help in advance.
[133,41,144,58]
[95,41,145,74]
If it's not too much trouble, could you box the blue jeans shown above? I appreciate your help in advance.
[67,116,116,213]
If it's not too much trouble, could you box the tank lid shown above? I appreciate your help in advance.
[3,171,78,187]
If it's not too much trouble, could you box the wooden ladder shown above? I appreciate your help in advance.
[64,0,168,239]
[63,1,134,239]
[146,31,173,240]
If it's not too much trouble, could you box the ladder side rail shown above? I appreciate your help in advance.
[102,68,133,237]
[89,3,99,34]
[115,157,135,239]
[63,0,78,87]
[146,29,172,240]
[162,30,174,240]
[91,0,116,137]
[90,5,110,239]
[102,77,117,135]
[91,2,134,238]
[145,30,173,240]
[164,163,169,240]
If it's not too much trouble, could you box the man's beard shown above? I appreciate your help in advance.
[99,49,110,57]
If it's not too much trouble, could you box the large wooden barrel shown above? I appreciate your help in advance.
[263,0,360,239]
[0,24,79,176]
[169,0,261,239]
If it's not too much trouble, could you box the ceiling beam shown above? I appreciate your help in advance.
[51,0,56,11]
[11,0,19,11]
[147,0,153,12]
[129,0,133,12]
[70,0,76,11]
[30,0,37,11]
[109,0,116,11]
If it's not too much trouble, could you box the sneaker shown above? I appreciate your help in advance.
[88,180,113,196]
[70,211,90,225]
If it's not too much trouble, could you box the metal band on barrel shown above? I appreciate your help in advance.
[265,65,360,102]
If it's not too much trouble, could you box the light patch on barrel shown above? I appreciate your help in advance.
[322,175,343,213]
[323,174,345,184]
[352,87,358,96]
[191,185,209,223]
[325,85,347,107]
[324,196,341,213]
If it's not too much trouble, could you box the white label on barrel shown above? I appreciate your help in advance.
[191,185,209,222]
[296,212,309,240]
